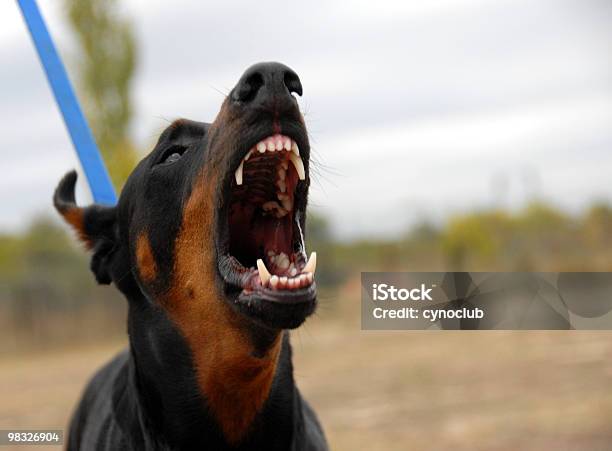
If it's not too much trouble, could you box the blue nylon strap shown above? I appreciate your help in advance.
[16,0,117,205]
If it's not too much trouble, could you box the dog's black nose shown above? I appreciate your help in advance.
[232,62,302,106]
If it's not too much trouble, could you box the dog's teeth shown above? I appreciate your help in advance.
[278,179,286,193]
[281,197,292,211]
[257,142,266,153]
[277,168,286,181]
[291,141,300,156]
[305,272,313,284]
[279,276,288,286]
[275,139,284,151]
[270,275,279,289]
[257,259,271,285]
[289,266,297,277]
[244,149,253,161]
[277,253,290,270]
[266,139,275,152]
[263,201,281,212]
[289,153,305,180]
[235,160,244,185]
[284,138,292,151]
[303,252,316,274]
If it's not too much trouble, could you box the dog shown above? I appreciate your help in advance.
[54,62,327,451]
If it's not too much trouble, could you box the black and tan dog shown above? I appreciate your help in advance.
[54,62,327,451]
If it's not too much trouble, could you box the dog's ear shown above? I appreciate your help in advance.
[53,170,118,285]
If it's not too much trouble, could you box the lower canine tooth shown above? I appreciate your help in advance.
[303,252,316,274]
[235,160,244,185]
[257,259,271,285]
[289,153,306,180]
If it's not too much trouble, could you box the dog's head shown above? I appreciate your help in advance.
[54,62,317,333]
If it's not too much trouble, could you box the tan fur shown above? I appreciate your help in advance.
[136,233,157,282]
[163,169,282,444]
[61,207,93,249]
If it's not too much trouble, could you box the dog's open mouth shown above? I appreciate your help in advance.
[217,133,316,308]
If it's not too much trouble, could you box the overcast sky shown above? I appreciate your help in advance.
[1,0,611,239]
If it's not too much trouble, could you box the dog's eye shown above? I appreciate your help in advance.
[158,145,188,165]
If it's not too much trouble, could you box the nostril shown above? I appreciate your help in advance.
[233,71,264,103]
[284,71,303,97]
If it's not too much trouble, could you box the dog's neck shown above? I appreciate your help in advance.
[114,285,298,450]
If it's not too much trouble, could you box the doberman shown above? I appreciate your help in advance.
[54,62,328,451]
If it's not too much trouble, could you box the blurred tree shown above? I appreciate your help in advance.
[441,211,511,270]
[64,0,138,189]
[583,203,612,247]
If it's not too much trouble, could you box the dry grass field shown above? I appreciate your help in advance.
[2,281,612,450]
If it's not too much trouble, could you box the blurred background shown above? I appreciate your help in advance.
[1,0,612,449]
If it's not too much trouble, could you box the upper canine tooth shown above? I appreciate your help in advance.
[257,259,271,285]
[257,142,266,153]
[235,160,244,185]
[291,141,300,156]
[289,153,306,180]
[303,252,316,274]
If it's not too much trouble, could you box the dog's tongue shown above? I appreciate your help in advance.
[228,205,293,270]
[253,215,293,259]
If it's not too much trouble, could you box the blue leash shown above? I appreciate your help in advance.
[16,0,117,205]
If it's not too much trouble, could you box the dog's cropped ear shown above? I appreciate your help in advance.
[53,170,117,284]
